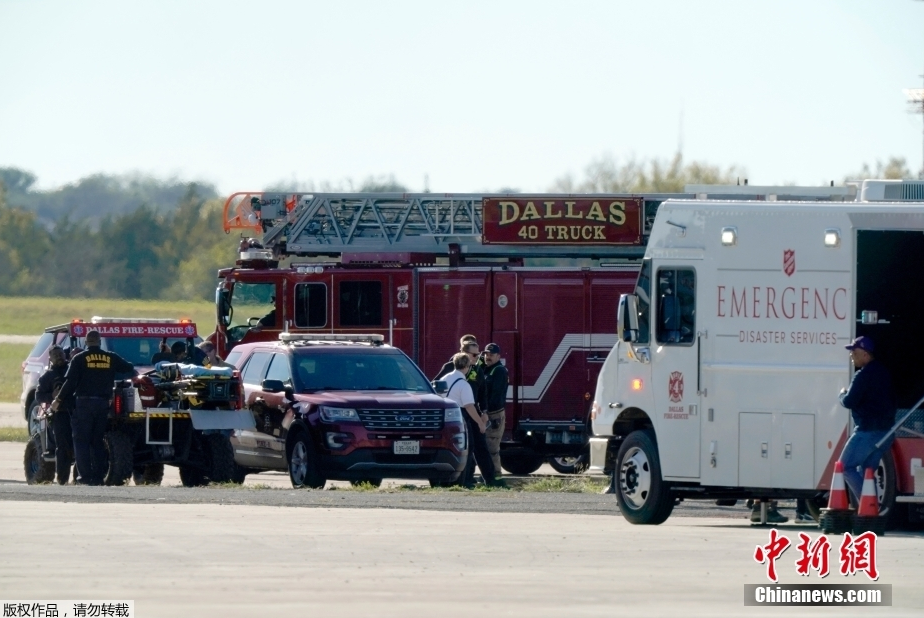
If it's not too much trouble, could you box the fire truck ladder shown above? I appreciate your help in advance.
[223,191,659,259]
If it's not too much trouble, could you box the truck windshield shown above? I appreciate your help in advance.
[293,352,431,393]
[104,337,201,366]
[224,282,276,342]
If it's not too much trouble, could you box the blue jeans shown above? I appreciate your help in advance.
[838,429,892,502]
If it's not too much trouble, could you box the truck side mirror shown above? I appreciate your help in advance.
[431,380,448,395]
[262,379,286,393]
[618,294,640,343]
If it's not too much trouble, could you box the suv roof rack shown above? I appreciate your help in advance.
[278,333,385,345]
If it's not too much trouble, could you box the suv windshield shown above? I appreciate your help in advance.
[293,351,431,393]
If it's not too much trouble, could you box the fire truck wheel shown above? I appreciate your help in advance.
[288,432,326,489]
[103,430,134,486]
[350,478,383,488]
[204,434,235,484]
[614,430,674,525]
[548,454,589,475]
[23,435,55,484]
[500,448,544,475]
[132,464,165,486]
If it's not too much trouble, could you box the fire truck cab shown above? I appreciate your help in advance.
[590,180,924,525]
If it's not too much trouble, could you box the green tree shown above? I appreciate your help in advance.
[550,152,745,193]
[0,184,51,295]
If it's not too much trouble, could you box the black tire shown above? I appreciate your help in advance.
[500,448,544,475]
[287,431,326,489]
[132,463,165,486]
[548,454,589,475]
[179,465,207,487]
[613,430,674,525]
[204,433,235,484]
[103,430,134,486]
[231,464,250,484]
[24,435,55,484]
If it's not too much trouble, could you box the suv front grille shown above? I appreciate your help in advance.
[358,409,443,431]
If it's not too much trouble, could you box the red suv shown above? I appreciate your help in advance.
[228,334,468,487]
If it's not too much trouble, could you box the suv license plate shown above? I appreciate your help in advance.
[393,440,420,455]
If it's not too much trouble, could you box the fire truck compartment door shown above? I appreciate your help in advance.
[190,409,257,431]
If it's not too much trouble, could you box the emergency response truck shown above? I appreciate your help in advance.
[213,187,856,475]
[589,179,924,525]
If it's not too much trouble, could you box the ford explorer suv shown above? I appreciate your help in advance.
[228,333,468,487]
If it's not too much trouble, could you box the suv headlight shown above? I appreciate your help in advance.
[444,406,463,423]
[319,406,359,422]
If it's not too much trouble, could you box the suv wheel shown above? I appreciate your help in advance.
[288,432,325,489]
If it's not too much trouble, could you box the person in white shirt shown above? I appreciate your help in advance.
[442,352,499,487]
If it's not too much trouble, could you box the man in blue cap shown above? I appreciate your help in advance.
[838,336,896,503]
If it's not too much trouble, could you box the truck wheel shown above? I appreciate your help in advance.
[350,478,383,488]
[132,464,165,486]
[24,435,55,484]
[548,454,589,475]
[614,430,674,525]
[500,448,544,475]
[205,434,235,484]
[288,432,326,489]
[103,431,134,486]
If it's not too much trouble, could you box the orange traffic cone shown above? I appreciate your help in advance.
[853,467,885,536]
[820,460,854,534]
[857,468,879,517]
[827,461,849,510]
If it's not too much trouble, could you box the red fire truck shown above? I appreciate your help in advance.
[210,187,852,474]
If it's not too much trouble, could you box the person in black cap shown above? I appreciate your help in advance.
[52,329,134,486]
[838,335,896,503]
[36,346,76,484]
[479,342,508,483]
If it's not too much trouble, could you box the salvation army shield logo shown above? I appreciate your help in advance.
[668,371,684,403]
[783,249,796,277]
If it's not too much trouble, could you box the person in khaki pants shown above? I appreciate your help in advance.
[479,343,508,481]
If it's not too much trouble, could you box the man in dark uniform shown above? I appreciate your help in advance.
[433,335,478,381]
[478,343,508,483]
[52,330,134,486]
[36,346,76,484]
[838,335,897,503]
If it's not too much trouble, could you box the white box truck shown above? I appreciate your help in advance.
[589,180,924,525]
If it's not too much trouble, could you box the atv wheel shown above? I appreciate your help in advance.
[614,430,674,525]
[288,432,326,489]
[548,454,589,475]
[132,463,165,486]
[24,435,55,484]
[500,448,544,475]
[103,430,134,486]
[204,433,235,484]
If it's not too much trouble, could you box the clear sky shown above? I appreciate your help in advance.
[1,0,923,195]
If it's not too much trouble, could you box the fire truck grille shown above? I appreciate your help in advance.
[357,409,444,431]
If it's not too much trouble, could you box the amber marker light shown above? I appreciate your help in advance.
[631,378,643,391]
